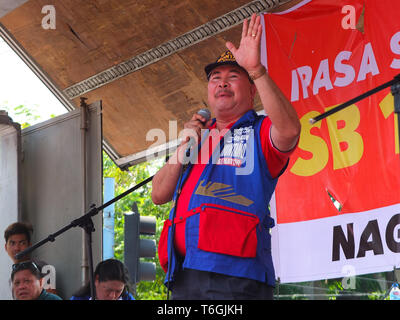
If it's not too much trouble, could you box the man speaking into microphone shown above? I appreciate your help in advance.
[151,13,301,300]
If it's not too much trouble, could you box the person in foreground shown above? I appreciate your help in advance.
[11,261,62,300]
[70,259,134,300]
[151,13,301,300]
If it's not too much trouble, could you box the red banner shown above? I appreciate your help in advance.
[263,0,400,224]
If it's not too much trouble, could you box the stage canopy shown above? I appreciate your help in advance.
[0,0,302,169]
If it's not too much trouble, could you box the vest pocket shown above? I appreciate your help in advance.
[197,204,259,258]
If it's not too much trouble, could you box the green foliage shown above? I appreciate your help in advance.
[1,104,41,128]
[275,273,389,300]
[0,103,57,129]
[103,152,170,300]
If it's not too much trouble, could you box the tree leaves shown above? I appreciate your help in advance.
[103,152,170,299]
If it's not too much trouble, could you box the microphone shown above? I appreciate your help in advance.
[197,108,211,123]
[185,108,211,158]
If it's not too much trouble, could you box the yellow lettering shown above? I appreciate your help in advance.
[326,104,364,170]
[379,93,398,154]
[290,111,329,176]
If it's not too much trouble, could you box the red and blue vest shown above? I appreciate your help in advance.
[159,110,284,287]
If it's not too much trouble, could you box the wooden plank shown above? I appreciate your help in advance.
[1,0,252,88]
[72,27,263,158]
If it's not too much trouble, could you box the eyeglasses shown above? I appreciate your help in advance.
[12,261,39,273]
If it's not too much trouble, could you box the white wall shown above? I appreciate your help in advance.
[18,103,102,299]
[0,117,21,299]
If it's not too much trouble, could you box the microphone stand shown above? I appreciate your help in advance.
[392,77,400,148]
[15,175,153,300]
[309,74,400,124]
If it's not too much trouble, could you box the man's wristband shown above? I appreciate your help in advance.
[248,66,267,81]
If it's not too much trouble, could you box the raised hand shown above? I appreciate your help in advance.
[225,13,263,73]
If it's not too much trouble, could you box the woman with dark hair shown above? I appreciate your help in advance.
[70,259,135,300]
